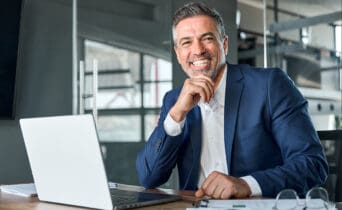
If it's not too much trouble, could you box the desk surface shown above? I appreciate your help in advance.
[0,193,195,210]
[0,184,197,210]
[1,186,341,210]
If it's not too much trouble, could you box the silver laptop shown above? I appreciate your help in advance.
[19,114,180,210]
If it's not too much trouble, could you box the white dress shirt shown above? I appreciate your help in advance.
[163,66,262,197]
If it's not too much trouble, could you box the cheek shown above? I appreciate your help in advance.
[178,51,189,63]
[208,45,220,56]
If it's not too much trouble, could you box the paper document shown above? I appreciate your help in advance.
[0,183,37,197]
[188,199,336,210]
[193,199,276,209]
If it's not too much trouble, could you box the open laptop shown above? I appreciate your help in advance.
[19,114,180,210]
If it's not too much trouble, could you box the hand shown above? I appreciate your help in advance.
[170,75,214,122]
[195,171,252,199]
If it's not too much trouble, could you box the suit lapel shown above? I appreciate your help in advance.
[184,106,202,189]
[182,64,243,188]
[224,64,244,173]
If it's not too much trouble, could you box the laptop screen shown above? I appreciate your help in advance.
[20,114,180,210]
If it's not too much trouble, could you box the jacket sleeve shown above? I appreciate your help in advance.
[136,90,185,188]
[251,69,328,197]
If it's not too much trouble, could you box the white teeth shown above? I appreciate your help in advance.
[192,60,208,66]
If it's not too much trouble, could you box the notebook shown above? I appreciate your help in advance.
[19,114,180,210]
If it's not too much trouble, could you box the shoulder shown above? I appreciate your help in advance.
[229,63,291,87]
[230,63,287,78]
[228,64,289,86]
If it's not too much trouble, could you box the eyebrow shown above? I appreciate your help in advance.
[201,32,215,38]
[177,32,216,45]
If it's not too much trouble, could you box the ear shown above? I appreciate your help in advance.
[223,35,228,55]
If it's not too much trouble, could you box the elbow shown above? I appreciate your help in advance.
[136,165,169,189]
[136,154,151,188]
[319,157,329,185]
[136,169,166,189]
[139,178,160,189]
[136,153,162,189]
[309,155,329,188]
[136,159,170,189]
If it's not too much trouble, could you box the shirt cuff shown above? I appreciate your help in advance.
[163,112,185,136]
[241,175,262,197]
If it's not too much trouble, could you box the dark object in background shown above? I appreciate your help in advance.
[0,0,23,119]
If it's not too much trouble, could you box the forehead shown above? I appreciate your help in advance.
[174,15,219,39]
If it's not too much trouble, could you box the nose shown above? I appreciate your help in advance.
[192,40,205,55]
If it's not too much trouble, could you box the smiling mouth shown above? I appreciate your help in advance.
[192,60,209,66]
[190,59,211,67]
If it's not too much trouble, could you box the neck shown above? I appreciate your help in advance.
[213,63,226,91]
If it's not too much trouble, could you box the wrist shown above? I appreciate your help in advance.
[240,176,262,197]
[238,178,252,197]
[169,106,187,122]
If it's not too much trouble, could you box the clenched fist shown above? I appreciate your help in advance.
[195,171,252,199]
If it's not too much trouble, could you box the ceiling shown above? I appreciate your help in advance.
[243,0,341,18]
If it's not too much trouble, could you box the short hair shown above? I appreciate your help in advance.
[172,2,226,43]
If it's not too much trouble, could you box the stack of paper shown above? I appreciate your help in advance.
[0,183,37,197]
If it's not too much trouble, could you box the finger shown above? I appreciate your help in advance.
[212,185,225,199]
[185,77,215,102]
[195,188,205,197]
[221,187,233,199]
[178,79,203,106]
[187,82,211,102]
[183,79,209,102]
[187,84,210,103]
[201,171,220,190]
[194,75,215,87]
[203,183,218,197]
[197,76,215,96]
[193,80,214,102]
[191,77,214,97]
[194,85,211,102]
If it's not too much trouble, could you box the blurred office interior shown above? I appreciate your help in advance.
[0,0,341,202]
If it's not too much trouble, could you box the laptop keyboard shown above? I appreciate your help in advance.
[109,188,181,209]
[110,189,139,205]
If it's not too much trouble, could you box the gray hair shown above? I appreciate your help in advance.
[172,2,226,43]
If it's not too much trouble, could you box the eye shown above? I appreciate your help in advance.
[203,36,214,42]
[180,40,191,47]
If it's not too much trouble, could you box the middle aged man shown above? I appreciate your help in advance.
[136,2,328,199]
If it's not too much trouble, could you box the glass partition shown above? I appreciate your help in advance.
[238,0,341,130]
[75,0,173,186]
[76,1,172,143]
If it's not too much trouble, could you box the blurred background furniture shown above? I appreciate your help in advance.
[318,129,342,202]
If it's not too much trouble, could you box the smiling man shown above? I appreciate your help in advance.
[136,2,328,199]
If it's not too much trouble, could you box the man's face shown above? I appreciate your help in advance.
[173,15,228,79]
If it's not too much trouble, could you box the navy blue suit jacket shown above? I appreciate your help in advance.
[136,63,328,197]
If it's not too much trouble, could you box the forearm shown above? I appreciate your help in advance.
[136,127,184,188]
[251,151,328,197]
[252,115,328,197]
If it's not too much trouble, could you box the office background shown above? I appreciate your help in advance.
[0,0,341,201]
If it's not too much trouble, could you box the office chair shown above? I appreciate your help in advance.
[317,130,342,202]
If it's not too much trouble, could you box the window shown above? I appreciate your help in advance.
[335,25,341,56]
[81,40,172,142]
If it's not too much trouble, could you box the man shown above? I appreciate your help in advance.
[136,2,328,199]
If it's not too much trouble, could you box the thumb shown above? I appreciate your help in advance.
[195,188,205,197]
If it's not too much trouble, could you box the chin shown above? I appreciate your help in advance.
[192,71,210,78]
